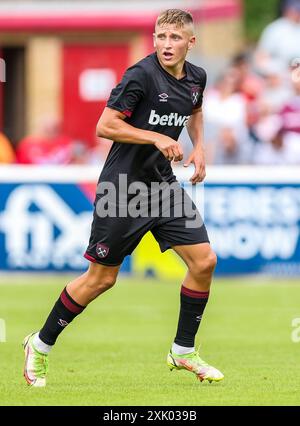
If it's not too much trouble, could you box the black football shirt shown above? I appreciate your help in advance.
[100,52,207,186]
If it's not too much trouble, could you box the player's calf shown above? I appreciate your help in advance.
[67,263,120,305]
[22,264,119,386]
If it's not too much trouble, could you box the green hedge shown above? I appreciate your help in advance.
[244,0,279,42]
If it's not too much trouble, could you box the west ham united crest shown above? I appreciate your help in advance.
[191,86,201,106]
[96,243,109,258]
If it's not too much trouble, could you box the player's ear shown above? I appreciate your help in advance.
[188,36,196,50]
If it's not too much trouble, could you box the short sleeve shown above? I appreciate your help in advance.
[193,68,207,111]
[106,65,148,117]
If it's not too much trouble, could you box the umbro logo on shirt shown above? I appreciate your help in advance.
[159,93,168,102]
[148,109,190,127]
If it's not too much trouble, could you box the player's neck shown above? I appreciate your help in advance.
[157,56,186,80]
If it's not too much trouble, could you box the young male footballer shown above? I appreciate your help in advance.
[23,9,224,386]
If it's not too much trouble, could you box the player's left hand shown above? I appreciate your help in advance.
[183,148,206,185]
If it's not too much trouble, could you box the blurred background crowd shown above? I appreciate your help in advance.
[1,0,300,166]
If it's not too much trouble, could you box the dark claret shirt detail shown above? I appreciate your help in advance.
[101,52,207,186]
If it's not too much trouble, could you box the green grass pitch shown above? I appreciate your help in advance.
[0,275,300,406]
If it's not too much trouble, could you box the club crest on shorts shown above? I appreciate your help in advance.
[96,243,109,258]
[191,86,201,106]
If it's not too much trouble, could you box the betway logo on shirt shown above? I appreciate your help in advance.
[148,110,190,127]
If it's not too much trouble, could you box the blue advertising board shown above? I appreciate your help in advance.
[0,166,299,275]
[0,179,131,273]
[205,184,300,275]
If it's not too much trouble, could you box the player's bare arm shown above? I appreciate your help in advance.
[97,107,183,162]
[185,107,206,184]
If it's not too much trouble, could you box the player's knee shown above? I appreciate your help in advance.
[86,272,117,294]
[209,250,218,268]
[100,276,117,291]
[190,250,217,278]
[203,250,217,275]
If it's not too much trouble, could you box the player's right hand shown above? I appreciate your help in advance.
[154,138,183,162]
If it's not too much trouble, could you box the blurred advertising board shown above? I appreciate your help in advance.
[0,166,299,277]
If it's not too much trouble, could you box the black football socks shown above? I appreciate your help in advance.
[39,287,86,346]
[174,285,209,349]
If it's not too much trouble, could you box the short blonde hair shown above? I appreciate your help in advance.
[156,9,194,30]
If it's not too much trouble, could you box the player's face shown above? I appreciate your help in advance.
[154,24,195,71]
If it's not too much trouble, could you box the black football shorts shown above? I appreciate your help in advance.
[84,186,209,266]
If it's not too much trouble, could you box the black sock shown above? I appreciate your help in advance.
[174,285,209,348]
[39,287,86,346]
